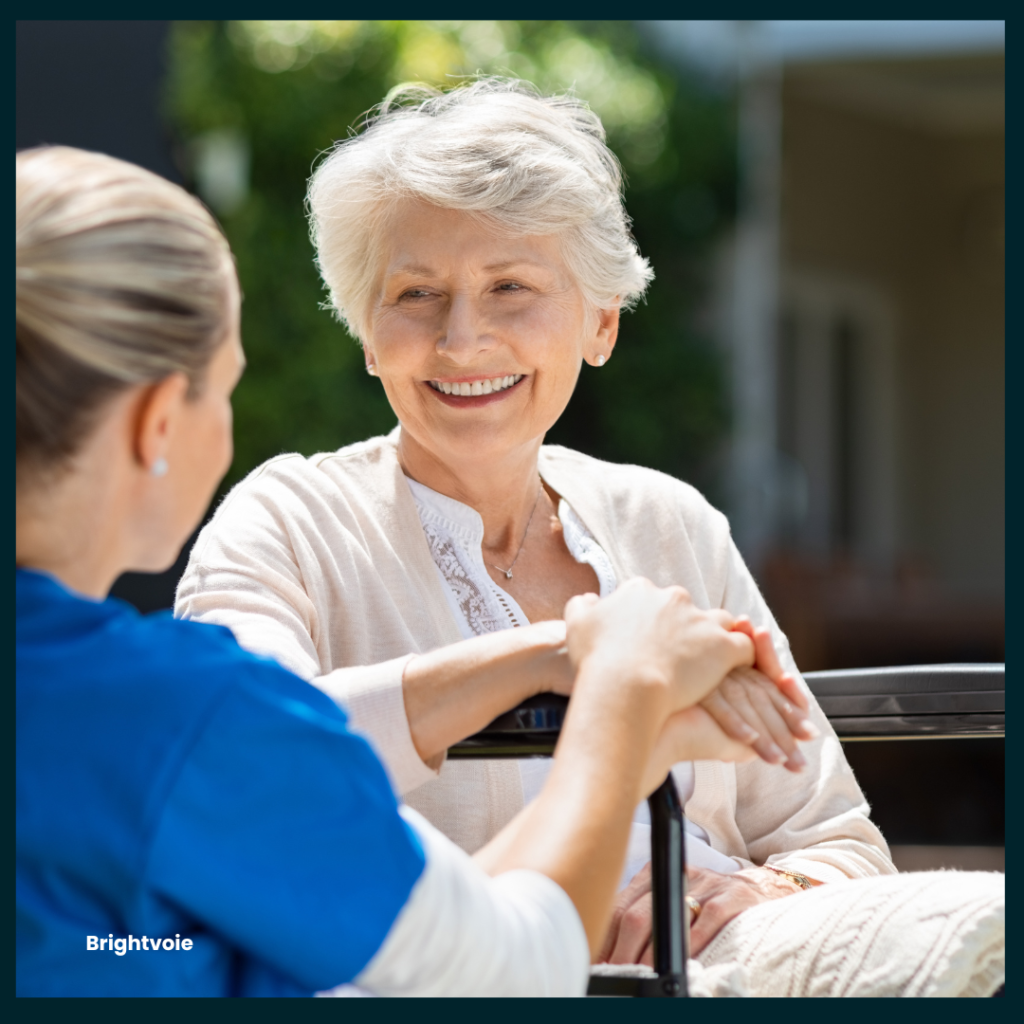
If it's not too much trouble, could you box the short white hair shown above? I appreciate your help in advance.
[307,78,654,342]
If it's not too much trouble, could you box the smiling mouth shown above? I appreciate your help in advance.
[427,374,524,396]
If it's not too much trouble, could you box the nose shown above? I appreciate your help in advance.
[436,292,495,364]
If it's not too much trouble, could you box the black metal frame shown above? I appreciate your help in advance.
[447,664,1003,998]
[803,664,1004,740]
[587,775,688,997]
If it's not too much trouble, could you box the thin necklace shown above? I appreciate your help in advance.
[491,479,544,581]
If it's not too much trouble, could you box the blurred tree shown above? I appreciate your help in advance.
[166,20,736,499]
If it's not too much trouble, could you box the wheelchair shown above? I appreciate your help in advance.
[448,663,1004,997]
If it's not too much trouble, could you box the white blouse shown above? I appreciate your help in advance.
[405,476,740,882]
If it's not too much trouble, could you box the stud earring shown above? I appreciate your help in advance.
[151,457,169,478]
[366,363,378,377]
[595,354,606,367]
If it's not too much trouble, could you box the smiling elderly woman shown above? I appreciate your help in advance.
[175,80,1003,996]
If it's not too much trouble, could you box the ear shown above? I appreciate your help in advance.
[133,372,190,474]
[584,305,620,366]
[362,344,378,376]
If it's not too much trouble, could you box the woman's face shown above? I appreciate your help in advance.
[366,202,618,471]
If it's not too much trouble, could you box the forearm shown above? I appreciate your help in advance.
[471,580,758,956]
[352,808,590,997]
[474,657,664,956]
[403,620,572,761]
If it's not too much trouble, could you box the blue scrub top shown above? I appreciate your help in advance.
[16,568,425,996]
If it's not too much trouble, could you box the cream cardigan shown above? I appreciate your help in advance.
[175,430,895,884]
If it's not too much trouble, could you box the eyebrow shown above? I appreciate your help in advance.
[386,258,551,277]
[483,259,550,272]
[387,263,436,278]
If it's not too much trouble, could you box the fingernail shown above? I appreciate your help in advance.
[743,727,760,742]
[800,722,821,740]
[787,750,807,770]
[766,743,786,763]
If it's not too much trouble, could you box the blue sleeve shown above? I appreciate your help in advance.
[146,666,426,993]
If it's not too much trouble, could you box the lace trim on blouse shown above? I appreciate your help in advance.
[405,476,616,640]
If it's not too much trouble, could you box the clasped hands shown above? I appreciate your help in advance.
[563,578,817,787]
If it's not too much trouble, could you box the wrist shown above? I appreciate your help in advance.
[566,655,670,779]
[519,620,572,697]
[761,864,822,892]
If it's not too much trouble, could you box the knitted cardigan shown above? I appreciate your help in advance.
[175,430,896,884]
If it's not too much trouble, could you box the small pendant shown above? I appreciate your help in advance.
[504,570,513,580]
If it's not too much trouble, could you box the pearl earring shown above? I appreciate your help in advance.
[366,364,378,377]
[151,457,169,478]
[595,354,606,367]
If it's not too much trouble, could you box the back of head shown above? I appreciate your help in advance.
[308,77,653,341]
[16,147,234,484]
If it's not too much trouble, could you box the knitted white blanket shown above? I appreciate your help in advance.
[692,870,1004,997]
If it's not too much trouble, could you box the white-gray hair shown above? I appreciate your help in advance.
[307,78,654,342]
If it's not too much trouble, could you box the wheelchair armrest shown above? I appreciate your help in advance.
[447,693,568,758]
[449,664,1005,754]
[803,663,1004,740]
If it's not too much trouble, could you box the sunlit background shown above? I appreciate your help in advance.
[17,21,1004,866]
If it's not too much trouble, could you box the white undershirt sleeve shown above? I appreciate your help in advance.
[349,807,590,997]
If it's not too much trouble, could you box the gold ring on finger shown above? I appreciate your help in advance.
[686,895,702,920]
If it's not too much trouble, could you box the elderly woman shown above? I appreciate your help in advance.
[18,144,779,997]
[176,80,1003,996]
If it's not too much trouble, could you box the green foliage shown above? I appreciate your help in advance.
[165,20,736,497]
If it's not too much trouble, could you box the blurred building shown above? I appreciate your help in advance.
[651,21,1005,670]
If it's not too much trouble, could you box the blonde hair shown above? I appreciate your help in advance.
[307,78,654,342]
[16,146,235,474]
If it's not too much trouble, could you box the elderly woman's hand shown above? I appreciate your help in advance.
[598,863,810,965]
[700,666,818,772]
[699,619,818,772]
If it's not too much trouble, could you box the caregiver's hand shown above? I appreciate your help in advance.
[639,706,758,798]
[564,579,755,713]
[597,863,808,965]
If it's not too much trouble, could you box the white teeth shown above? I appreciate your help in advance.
[431,375,523,395]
